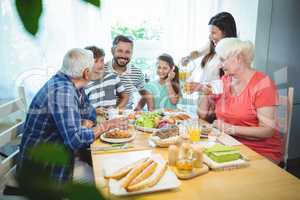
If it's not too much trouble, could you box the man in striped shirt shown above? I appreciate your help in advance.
[105,35,152,109]
[84,46,129,110]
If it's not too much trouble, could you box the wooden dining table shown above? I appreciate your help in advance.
[91,126,300,200]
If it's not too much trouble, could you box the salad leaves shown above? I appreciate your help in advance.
[135,112,162,128]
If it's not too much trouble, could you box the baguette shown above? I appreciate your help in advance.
[126,161,168,192]
[104,157,148,180]
[121,158,154,188]
[147,161,167,187]
[129,161,158,186]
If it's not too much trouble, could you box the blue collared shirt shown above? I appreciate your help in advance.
[19,71,96,182]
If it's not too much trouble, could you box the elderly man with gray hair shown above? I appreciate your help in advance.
[18,48,127,183]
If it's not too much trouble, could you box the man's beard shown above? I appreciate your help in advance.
[113,56,130,67]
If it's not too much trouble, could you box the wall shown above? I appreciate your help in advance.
[218,0,259,43]
[255,0,300,159]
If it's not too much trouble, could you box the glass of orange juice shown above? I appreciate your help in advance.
[187,120,201,143]
[179,71,186,81]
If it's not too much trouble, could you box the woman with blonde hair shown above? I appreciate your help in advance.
[198,38,283,163]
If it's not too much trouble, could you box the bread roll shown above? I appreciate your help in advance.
[129,161,158,186]
[168,145,179,166]
[121,158,154,188]
[127,161,168,192]
[104,157,148,180]
[147,161,167,187]
[192,145,203,168]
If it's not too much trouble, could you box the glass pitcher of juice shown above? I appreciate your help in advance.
[176,143,193,173]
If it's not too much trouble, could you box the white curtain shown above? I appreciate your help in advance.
[160,0,219,64]
[0,0,111,101]
[0,0,232,101]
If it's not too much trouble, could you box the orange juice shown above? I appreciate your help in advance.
[179,71,186,81]
[179,71,192,81]
[188,127,201,142]
[176,159,193,172]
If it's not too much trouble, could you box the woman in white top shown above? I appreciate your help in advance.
[182,12,237,92]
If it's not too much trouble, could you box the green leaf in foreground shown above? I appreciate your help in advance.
[29,143,70,166]
[64,182,105,200]
[82,0,101,7]
[15,0,42,36]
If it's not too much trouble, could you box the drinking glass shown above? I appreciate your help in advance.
[187,119,201,143]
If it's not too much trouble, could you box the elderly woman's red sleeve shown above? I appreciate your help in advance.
[254,76,279,108]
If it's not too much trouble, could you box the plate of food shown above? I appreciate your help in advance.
[134,111,190,133]
[134,111,163,132]
[203,144,249,170]
[103,154,180,196]
[100,129,136,143]
[149,125,180,148]
[168,113,191,122]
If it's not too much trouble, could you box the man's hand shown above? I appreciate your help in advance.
[92,117,128,138]
[96,107,107,115]
[81,119,94,128]
[107,117,128,130]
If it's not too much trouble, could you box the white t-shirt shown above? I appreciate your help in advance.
[188,43,220,83]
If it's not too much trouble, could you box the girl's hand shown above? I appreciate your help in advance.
[166,69,176,82]
[180,56,191,66]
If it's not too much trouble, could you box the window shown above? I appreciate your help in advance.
[0,0,258,112]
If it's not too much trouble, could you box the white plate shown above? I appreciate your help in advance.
[149,136,180,148]
[203,154,249,170]
[216,133,242,146]
[135,125,159,133]
[100,131,136,144]
[103,154,180,196]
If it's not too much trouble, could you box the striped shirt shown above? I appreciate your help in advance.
[105,61,145,108]
[85,73,126,108]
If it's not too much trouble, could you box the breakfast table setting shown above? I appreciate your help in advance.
[90,109,300,200]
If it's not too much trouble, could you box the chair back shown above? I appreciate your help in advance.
[0,87,27,188]
[277,87,294,167]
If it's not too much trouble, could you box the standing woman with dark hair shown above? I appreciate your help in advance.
[181,12,237,93]
[135,53,181,111]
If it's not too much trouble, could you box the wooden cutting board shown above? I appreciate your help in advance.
[171,164,209,180]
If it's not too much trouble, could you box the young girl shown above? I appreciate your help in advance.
[135,54,180,111]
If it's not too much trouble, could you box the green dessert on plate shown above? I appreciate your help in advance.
[204,144,241,163]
